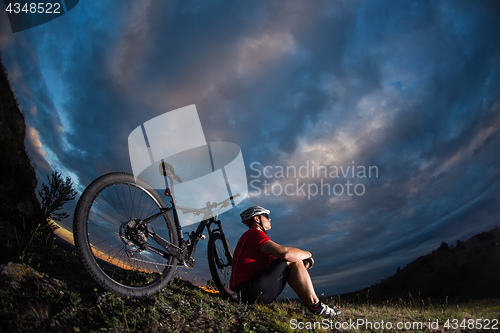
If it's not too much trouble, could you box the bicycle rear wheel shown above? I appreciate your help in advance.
[207,232,237,300]
[73,172,179,297]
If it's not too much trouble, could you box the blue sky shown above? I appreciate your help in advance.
[1,0,500,296]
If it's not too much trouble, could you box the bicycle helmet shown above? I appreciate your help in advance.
[240,206,270,223]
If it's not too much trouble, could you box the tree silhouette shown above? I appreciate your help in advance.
[438,241,449,251]
[38,171,77,222]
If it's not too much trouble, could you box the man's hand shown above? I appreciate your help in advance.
[303,256,314,270]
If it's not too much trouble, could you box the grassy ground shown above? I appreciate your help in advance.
[1,250,499,333]
[0,227,498,333]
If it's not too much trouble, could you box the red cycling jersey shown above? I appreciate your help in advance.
[230,228,276,290]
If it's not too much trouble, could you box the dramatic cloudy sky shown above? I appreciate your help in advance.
[1,1,500,296]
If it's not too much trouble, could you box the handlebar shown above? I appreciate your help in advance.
[215,193,240,209]
[176,193,240,216]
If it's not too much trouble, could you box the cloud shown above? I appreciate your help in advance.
[25,126,51,172]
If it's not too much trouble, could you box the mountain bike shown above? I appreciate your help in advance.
[73,162,238,299]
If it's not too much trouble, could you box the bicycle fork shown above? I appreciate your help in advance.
[206,219,233,267]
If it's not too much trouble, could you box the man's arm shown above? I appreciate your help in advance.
[260,240,311,263]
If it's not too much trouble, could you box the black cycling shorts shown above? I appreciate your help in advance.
[234,259,289,304]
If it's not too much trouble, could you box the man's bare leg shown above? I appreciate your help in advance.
[286,261,319,306]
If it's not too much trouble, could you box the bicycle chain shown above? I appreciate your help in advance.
[124,248,192,269]
[124,255,181,269]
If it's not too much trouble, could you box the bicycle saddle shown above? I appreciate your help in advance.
[159,162,183,183]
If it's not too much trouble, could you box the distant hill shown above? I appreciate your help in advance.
[348,227,500,302]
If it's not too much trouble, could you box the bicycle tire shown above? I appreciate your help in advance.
[207,232,237,300]
[73,172,179,297]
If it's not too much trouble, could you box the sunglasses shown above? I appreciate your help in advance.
[261,213,270,219]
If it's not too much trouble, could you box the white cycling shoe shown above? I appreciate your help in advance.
[302,302,341,317]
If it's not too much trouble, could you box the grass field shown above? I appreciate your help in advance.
[2,259,499,333]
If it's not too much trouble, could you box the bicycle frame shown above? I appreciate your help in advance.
[138,165,237,271]
[142,191,233,269]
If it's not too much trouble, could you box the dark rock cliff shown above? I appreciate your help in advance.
[0,58,41,241]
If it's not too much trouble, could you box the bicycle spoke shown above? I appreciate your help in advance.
[92,191,127,226]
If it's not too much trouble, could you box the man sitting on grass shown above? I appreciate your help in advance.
[230,206,341,317]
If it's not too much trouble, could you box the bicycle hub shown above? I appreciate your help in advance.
[123,218,148,248]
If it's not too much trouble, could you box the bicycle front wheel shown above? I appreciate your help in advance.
[207,232,237,300]
[73,172,179,297]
